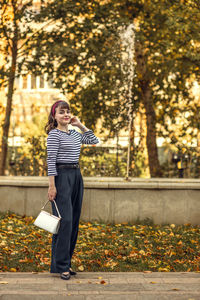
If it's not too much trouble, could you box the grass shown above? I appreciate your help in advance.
[0,211,200,272]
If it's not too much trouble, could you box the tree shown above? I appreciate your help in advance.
[27,0,200,177]
[116,0,200,176]
[0,0,55,175]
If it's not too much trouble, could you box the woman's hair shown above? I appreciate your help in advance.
[45,100,70,134]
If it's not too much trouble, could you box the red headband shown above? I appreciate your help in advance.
[52,101,63,117]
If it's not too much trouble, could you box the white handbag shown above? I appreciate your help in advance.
[34,200,61,234]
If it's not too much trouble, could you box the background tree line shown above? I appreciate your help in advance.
[0,0,199,177]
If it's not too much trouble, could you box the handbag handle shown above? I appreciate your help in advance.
[42,200,61,218]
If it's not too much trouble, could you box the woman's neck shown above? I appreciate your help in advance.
[56,125,69,132]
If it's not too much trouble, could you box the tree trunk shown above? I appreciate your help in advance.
[142,85,163,177]
[135,41,163,177]
[0,38,18,175]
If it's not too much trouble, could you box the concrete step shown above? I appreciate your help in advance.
[0,272,200,300]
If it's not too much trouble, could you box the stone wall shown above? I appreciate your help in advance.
[0,177,199,225]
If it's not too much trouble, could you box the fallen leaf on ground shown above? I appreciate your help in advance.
[78,265,84,271]
[143,271,152,273]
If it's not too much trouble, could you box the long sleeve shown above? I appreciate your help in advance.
[81,130,99,145]
[47,130,60,176]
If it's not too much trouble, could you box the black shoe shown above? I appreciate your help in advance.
[69,268,77,276]
[60,272,71,280]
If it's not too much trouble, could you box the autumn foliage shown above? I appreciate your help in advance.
[0,212,199,272]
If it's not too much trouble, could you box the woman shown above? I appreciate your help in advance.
[45,100,99,280]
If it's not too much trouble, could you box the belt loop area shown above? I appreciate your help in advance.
[56,163,80,169]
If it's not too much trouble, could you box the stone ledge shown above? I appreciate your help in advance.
[1,177,199,224]
[0,176,200,190]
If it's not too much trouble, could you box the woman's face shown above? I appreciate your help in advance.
[54,105,71,126]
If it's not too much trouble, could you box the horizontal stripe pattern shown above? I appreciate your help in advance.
[47,128,99,176]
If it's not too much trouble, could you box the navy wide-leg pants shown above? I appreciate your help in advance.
[50,167,83,273]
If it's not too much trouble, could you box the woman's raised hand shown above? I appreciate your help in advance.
[70,116,81,127]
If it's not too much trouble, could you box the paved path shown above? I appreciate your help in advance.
[0,272,200,300]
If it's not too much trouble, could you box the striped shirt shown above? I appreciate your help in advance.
[47,128,99,176]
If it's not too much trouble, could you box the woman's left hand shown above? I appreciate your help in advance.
[70,116,81,127]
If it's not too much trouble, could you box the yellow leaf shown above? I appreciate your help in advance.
[139,250,145,255]
[88,227,97,231]
[158,267,170,272]
[10,268,17,272]
[78,265,84,271]
[0,241,6,246]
